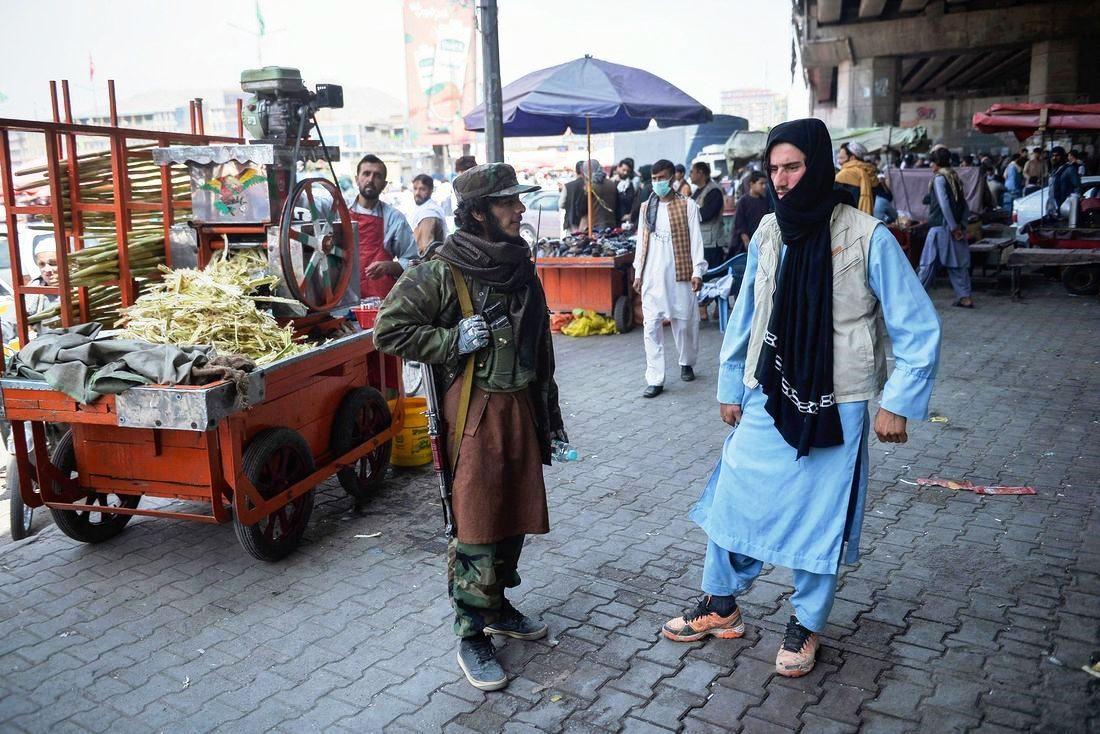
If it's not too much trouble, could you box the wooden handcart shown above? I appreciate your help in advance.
[1,332,403,560]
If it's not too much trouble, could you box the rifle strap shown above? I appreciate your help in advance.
[448,263,476,474]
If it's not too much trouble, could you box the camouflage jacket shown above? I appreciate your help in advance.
[373,258,564,463]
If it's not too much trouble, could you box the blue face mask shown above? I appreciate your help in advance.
[652,180,672,197]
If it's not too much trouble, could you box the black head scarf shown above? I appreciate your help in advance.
[436,229,547,370]
[754,118,849,458]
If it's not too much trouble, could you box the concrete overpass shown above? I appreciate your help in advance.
[795,0,1100,146]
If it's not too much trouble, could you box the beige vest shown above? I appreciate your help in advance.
[744,204,888,403]
[693,180,725,250]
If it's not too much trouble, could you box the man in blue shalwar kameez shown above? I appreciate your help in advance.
[661,119,942,678]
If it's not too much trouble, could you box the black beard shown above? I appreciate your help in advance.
[359,186,377,201]
[414,196,429,206]
[485,217,526,247]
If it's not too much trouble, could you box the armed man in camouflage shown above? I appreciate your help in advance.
[373,162,567,692]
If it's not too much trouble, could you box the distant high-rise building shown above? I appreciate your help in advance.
[720,89,789,131]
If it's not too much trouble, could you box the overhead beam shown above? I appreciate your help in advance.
[818,0,842,24]
[899,0,928,11]
[966,48,1031,88]
[902,56,953,93]
[858,0,888,18]
[801,0,1099,64]
[950,48,1015,87]
[923,53,980,90]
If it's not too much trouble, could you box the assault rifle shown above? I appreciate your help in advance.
[420,363,455,538]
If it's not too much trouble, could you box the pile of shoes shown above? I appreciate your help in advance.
[537,228,637,259]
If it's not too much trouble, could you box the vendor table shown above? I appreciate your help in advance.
[536,253,636,333]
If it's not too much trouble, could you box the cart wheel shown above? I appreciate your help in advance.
[7,458,34,541]
[234,428,315,562]
[1062,265,1100,296]
[613,294,634,333]
[48,432,139,544]
[330,387,392,504]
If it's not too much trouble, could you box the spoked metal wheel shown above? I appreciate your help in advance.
[330,387,393,504]
[233,428,315,562]
[278,177,355,312]
[47,432,139,543]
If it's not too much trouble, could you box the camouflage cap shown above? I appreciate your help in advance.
[453,162,540,204]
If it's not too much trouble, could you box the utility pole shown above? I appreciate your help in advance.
[478,0,504,162]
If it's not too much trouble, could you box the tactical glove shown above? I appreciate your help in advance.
[456,315,490,355]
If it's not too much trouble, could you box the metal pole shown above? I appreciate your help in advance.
[479,0,504,162]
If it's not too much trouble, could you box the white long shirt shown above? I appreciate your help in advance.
[639,197,707,320]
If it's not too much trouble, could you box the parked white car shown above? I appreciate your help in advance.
[1013,175,1100,242]
[519,190,564,245]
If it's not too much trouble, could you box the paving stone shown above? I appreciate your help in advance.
[0,283,1096,733]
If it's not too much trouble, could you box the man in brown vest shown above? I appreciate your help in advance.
[633,158,707,398]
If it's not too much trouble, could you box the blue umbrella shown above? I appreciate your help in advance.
[464,56,712,236]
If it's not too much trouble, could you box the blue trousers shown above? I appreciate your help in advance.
[701,539,837,632]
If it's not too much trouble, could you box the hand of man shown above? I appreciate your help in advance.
[456,315,490,355]
[632,278,642,293]
[951,228,965,241]
[720,403,742,427]
[365,260,402,279]
[874,407,908,443]
[691,276,703,293]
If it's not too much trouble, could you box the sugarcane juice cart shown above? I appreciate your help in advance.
[0,68,404,560]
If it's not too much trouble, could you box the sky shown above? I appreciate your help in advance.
[0,0,803,121]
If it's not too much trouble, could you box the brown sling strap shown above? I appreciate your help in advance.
[447,263,476,474]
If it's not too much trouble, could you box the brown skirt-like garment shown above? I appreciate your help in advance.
[443,381,549,544]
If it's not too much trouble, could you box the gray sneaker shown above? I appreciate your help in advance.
[484,604,548,641]
[457,634,507,691]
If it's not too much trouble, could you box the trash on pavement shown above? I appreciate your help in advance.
[917,477,1036,495]
[561,309,617,337]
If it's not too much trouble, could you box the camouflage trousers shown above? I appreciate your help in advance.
[447,534,525,638]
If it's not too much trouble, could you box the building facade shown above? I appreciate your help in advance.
[795,0,1100,149]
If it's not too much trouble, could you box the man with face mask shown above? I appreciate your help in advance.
[373,163,567,692]
[661,119,941,679]
[347,154,417,299]
[633,159,707,398]
[410,174,448,255]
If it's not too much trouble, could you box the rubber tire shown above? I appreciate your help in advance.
[613,294,634,333]
[233,428,315,562]
[1062,265,1100,296]
[48,432,139,544]
[330,387,392,503]
[7,458,33,541]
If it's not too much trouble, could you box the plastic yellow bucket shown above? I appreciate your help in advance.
[390,396,432,467]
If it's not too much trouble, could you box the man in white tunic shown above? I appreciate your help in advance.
[633,158,707,398]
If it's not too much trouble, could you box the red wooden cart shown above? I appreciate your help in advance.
[536,252,636,332]
[1,332,403,560]
[0,76,405,558]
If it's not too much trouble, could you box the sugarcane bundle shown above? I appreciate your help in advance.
[17,145,193,327]
[117,252,308,365]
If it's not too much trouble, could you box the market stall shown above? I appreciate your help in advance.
[0,68,404,559]
[973,102,1100,295]
[463,56,711,331]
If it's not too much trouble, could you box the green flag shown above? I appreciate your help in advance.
[255,0,265,37]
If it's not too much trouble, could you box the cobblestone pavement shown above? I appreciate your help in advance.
[0,282,1097,733]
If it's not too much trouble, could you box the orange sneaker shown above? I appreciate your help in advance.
[775,615,818,677]
[662,595,745,642]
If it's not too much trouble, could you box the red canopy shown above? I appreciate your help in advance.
[972,102,1100,141]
